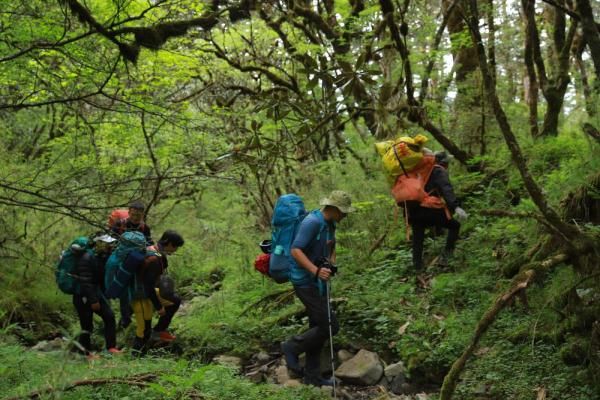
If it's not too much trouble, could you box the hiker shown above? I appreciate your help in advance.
[110,200,152,329]
[73,234,121,358]
[127,230,184,354]
[111,200,153,243]
[406,151,467,272]
[281,190,354,387]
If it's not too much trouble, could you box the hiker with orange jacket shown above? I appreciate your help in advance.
[406,151,467,271]
[111,200,153,243]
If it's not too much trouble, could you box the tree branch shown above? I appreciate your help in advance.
[440,253,569,399]
[6,373,158,400]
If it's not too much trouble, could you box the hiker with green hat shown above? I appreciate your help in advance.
[281,190,354,387]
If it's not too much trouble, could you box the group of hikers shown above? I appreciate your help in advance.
[62,200,185,359]
[61,135,467,389]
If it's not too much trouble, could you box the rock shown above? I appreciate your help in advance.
[275,365,291,384]
[390,374,409,394]
[334,349,384,386]
[245,370,263,383]
[32,337,64,352]
[283,379,302,387]
[213,355,243,371]
[384,361,406,378]
[337,349,354,363]
[416,393,430,400]
[254,351,270,362]
[320,386,334,397]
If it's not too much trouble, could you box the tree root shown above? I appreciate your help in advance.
[369,229,389,256]
[6,373,158,400]
[439,254,569,400]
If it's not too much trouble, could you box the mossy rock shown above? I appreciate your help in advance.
[560,336,589,366]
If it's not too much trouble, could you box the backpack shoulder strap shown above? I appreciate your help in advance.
[309,209,329,241]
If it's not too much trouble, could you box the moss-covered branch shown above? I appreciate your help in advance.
[440,253,569,399]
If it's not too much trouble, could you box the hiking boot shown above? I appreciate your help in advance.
[303,376,335,387]
[131,337,147,357]
[436,249,453,268]
[107,347,123,355]
[154,331,176,342]
[280,341,303,378]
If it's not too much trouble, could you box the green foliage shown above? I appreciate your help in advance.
[0,344,327,400]
[0,1,599,398]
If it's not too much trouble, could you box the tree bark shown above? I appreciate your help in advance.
[522,0,577,137]
[443,0,483,152]
[466,0,582,245]
[575,0,600,79]
[522,0,540,137]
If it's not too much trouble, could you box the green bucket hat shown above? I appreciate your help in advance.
[320,190,356,214]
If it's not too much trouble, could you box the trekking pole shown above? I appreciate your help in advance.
[326,280,337,399]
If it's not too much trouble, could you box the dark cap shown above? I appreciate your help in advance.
[434,151,453,166]
[129,200,145,210]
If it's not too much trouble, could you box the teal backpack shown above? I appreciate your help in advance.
[104,231,147,298]
[55,237,93,295]
[268,194,310,283]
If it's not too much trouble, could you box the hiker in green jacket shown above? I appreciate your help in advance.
[73,234,122,359]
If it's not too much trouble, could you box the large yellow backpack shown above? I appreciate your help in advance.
[375,134,428,181]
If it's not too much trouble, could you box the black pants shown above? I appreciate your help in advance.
[119,294,132,327]
[72,294,116,352]
[287,285,339,379]
[410,208,460,270]
[154,294,181,332]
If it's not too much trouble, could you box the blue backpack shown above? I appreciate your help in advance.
[55,237,93,295]
[268,194,309,283]
[103,231,147,299]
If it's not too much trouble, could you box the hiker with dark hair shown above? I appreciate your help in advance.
[111,200,152,243]
[407,151,467,273]
[281,190,355,387]
[73,234,122,359]
[129,230,185,355]
[110,200,153,329]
